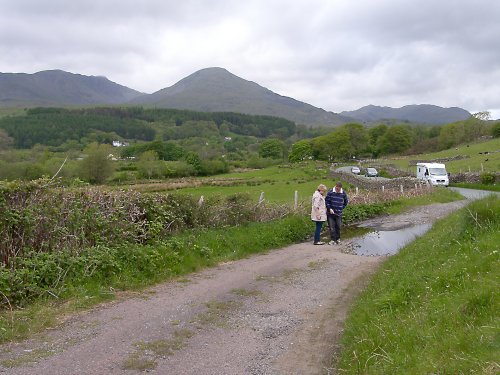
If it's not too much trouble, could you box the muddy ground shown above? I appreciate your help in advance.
[0,200,469,375]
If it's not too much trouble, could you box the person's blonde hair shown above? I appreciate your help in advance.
[317,184,327,192]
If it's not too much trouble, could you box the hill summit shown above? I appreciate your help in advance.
[131,67,351,126]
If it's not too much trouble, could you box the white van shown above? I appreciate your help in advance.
[416,162,449,186]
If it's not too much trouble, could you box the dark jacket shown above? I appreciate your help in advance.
[325,188,348,216]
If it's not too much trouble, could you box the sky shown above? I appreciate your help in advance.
[1,0,499,119]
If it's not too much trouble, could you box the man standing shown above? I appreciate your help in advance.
[325,181,349,245]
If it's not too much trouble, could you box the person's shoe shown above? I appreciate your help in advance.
[328,240,335,245]
[335,240,341,245]
[314,241,325,245]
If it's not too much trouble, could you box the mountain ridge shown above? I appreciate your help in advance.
[0,68,471,125]
[341,104,470,124]
[0,70,143,107]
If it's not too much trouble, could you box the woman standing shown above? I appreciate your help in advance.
[311,184,327,245]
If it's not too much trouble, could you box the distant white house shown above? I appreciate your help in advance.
[112,140,129,147]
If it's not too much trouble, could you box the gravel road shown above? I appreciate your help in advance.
[0,200,470,375]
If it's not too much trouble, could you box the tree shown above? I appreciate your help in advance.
[368,124,388,147]
[288,140,313,162]
[185,152,202,174]
[137,150,161,179]
[377,125,413,155]
[311,129,352,161]
[492,122,500,138]
[259,139,286,159]
[0,129,14,151]
[79,143,114,184]
[339,123,369,157]
[472,111,490,121]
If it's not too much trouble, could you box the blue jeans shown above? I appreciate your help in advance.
[327,214,342,241]
[313,221,324,243]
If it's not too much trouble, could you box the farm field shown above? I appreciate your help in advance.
[126,162,337,204]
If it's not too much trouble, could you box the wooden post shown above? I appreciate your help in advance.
[355,186,359,194]
[481,163,484,172]
[258,192,265,205]
[294,190,298,210]
[198,196,204,207]
[400,185,404,193]
[382,185,385,193]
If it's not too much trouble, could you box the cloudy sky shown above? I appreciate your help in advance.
[1,0,499,118]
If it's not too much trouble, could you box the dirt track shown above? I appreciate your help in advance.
[0,200,469,375]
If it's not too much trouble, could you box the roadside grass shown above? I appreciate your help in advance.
[450,182,500,192]
[0,187,463,345]
[336,195,499,374]
[380,138,500,174]
[383,186,464,214]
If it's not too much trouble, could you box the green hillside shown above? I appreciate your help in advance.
[384,138,500,174]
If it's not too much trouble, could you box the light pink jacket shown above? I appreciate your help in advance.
[311,190,327,222]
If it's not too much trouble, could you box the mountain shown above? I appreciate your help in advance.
[131,67,352,126]
[340,104,471,124]
[0,70,143,107]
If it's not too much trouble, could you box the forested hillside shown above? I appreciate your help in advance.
[0,107,298,149]
[0,105,497,184]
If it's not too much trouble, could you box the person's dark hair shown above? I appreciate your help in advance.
[335,182,342,187]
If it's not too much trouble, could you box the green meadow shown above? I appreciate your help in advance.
[157,162,336,204]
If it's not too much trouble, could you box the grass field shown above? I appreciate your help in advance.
[379,138,500,174]
[133,162,338,204]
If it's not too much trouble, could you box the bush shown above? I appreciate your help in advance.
[480,172,496,185]
[0,179,293,268]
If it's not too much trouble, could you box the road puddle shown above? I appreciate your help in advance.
[345,223,432,256]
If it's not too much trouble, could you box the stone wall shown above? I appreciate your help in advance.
[330,170,423,191]
[449,172,499,184]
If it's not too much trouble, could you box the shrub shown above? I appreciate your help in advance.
[480,172,496,185]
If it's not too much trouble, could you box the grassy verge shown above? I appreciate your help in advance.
[336,195,499,374]
[383,186,464,215]
[450,182,500,192]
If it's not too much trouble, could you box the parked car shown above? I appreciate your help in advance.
[365,167,378,177]
[351,166,361,174]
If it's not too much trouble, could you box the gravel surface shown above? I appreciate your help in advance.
[0,200,470,375]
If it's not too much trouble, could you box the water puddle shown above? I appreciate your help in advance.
[345,223,432,256]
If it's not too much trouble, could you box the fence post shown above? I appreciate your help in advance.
[400,185,404,193]
[381,185,385,193]
[481,163,484,172]
[258,192,265,205]
[198,195,204,207]
[468,166,471,172]
[355,186,359,194]
[415,183,417,190]
[294,190,298,210]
